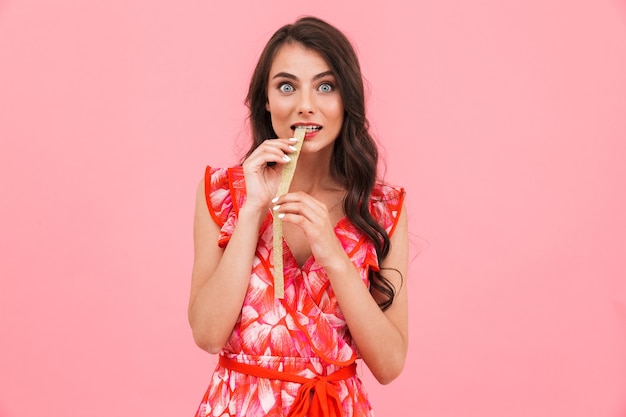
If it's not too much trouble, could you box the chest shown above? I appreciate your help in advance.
[280,209,345,268]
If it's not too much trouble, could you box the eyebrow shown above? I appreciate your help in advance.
[271,70,335,81]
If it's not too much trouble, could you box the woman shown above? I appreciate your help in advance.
[189,16,409,417]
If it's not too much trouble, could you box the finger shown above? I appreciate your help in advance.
[245,148,292,171]
[273,200,329,227]
[273,191,327,213]
[261,138,300,156]
[273,212,311,229]
[264,142,302,168]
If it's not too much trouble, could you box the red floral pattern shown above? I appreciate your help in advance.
[195,166,405,417]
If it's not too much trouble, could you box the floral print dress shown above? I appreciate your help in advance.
[194,166,405,417]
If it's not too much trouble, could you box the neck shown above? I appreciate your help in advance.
[290,152,341,195]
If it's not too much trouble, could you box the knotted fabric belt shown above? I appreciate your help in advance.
[219,355,357,417]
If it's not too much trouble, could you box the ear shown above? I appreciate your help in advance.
[265,100,270,112]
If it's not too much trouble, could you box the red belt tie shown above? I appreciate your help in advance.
[219,355,357,417]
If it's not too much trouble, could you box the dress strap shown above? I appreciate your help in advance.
[219,355,357,417]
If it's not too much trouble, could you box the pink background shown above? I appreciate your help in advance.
[1,1,626,416]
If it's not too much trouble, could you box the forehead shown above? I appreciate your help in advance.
[269,42,333,78]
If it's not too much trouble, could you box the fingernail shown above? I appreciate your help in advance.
[289,137,298,142]
[277,213,285,219]
[271,197,279,203]
[289,145,297,151]
[282,155,291,162]
[273,205,281,211]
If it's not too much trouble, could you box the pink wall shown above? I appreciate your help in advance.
[1,1,625,416]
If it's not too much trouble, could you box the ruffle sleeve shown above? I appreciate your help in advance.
[370,182,405,237]
[204,166,246,248]
[362,183,406,272]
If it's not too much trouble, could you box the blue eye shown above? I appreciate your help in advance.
[318,83,333,93]
[279,83,294,93]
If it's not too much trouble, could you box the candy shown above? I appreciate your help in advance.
[272,127,306,298]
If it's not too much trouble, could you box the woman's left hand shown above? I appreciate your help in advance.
[272,191,344,268]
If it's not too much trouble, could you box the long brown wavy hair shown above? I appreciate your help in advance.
[243,16,399,311]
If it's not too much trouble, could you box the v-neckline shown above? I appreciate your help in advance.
[278,216,349,271]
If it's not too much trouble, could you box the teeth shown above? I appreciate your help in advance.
[295,126,321,132]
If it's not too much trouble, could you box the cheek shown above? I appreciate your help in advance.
[266,95,291,117]
[330,101,344,124]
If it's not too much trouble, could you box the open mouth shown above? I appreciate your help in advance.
[291,125,322,133]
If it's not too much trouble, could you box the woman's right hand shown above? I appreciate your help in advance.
[241,137,299,211]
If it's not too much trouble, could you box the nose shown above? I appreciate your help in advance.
[297,90,316,114]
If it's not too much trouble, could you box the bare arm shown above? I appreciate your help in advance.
[187,181,266,353]
[324,208,409,384]
[273,193,409,384]
[188,138,299,353]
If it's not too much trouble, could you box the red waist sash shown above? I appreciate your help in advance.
[219,355,357,417]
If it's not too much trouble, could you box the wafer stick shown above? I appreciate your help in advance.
[272,127,306,298]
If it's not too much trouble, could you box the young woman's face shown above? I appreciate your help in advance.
[266,42,344,154]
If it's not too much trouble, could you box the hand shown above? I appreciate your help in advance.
[272,191,345,268]
[241,138,299,211]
